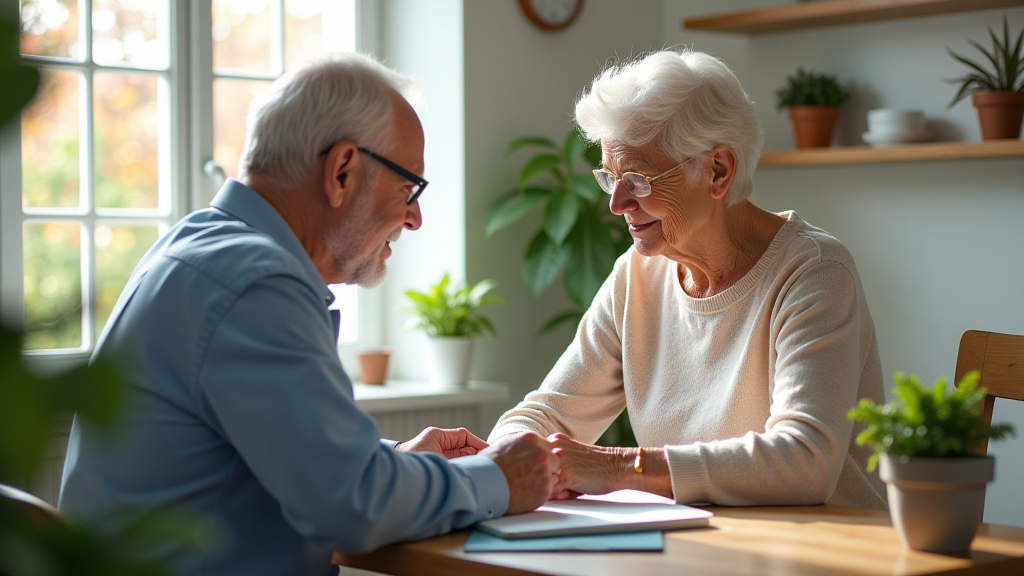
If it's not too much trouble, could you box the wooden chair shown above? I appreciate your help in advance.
[954,330,1024,454]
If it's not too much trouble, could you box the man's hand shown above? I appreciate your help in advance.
[396,427,489,459]
[479,432,558,515]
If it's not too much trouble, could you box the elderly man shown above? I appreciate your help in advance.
[59,54,557,576]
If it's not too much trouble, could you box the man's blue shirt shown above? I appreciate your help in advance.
[58,179,509,576]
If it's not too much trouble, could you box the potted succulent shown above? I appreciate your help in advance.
[947,15,1024,140]
[775,66,851,148]
[403,273,503,387]
[847,371,1015,554]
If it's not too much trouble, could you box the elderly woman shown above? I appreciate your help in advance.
[489,50,887,510]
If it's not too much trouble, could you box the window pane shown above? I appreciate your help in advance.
[92,0,169,69]
[24,222,83,350]
[22,69,80,210]
[94,224,158,336]
[330,284,358,345]
[94,73,160,210]
[214,78,270,179]
[284,0,355,71]
[213,0,273,73]
[20,0,80,59]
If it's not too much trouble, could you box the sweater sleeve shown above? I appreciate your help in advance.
[489,257,629,444]
[665,259,867,506]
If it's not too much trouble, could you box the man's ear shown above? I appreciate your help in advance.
[707,145,738,201]
[323,141,361,209]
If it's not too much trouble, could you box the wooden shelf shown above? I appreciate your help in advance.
[683,0,1024,35]
[759,140,1024,166]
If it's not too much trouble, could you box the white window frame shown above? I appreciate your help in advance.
[1,0,383,371]
[1,0,189,372]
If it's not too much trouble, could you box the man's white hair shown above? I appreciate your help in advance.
[239,53,418,188]
[574,50,763,205]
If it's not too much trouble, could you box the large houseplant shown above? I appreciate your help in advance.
[404,273,503,387]
[485,127,635,446]
[775,66,850,148]
[847,371,1015,553]
[484,127,632,337]
[947,15,1024,140]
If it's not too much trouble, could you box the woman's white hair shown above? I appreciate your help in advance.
[238,53,418,188]
[574,50,763,205]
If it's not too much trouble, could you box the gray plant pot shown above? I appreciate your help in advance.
[879,454,994,554]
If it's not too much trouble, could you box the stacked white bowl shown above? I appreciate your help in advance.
[863,109,931,147]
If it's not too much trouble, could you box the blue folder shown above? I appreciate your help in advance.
[463,529,664,552]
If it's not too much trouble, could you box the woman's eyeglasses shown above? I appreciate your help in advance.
[592,155,700,198]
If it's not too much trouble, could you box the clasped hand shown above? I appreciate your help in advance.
[396,426,488,458]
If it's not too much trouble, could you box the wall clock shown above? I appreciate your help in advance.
[518,0,584,31]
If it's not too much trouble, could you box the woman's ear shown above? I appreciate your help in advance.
[708,145,738,201]
[322,141,361,209]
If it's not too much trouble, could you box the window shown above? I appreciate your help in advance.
[1,0,372,364]
[9,0,180,357]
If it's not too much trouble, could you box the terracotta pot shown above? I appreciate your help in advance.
[356,350,391,385]
[788,105,840,148]
[972,91,1024,140]
[879,454,994,554]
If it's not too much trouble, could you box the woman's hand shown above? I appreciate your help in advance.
[396,427,489,459]
[548,433,633,500]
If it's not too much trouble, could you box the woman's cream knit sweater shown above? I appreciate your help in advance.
[490,212,888,509]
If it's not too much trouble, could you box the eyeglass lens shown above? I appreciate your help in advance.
[594,171,653,197]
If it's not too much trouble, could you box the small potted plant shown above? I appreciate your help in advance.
[947,15,1024,140]
[847,371,1015,553]
[775,66,851,148]
[403,273,503,387]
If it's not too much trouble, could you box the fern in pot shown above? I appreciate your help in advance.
[403,273,503,387]
[848,371,1015,553]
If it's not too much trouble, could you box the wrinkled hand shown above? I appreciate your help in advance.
[549,433,627,500]
[396,427,489,459]
[480,432,559,515]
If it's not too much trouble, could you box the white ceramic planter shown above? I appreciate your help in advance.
[879,454,994,554]
[426,337,473,387]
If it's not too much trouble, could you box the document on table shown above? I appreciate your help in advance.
[475,489,712,539]
[464,530,664,552]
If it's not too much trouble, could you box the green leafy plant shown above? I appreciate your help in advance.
[403,273,504,338]
[485,127,632,337]
[947,15,1024,105]
[775,67,851,110]
[847,371,1016,472]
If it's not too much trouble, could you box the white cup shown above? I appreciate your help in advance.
[867,108,926,134]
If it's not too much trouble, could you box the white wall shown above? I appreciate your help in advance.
[376,0,467,378]
[660,1,1024,527]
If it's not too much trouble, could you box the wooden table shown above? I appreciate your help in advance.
[333,505,1024,576]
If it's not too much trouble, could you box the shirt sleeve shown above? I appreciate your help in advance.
[489,258,628,444]
[197,274,508,553]
[666,260,866,506]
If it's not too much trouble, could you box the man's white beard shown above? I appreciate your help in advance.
[325,223,403,289]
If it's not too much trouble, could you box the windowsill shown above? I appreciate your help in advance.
[352,380,509,413]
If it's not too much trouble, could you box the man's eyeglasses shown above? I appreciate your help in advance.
[592,155,700,198]
[321,143,428,205]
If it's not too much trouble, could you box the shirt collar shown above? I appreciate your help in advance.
[210,178,335,307]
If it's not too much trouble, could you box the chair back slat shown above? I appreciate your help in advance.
[981,333,1024,401]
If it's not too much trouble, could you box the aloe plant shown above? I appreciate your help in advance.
[947,15,1024,105]
[847,371,1016,472]
[403,273,504,338]
[485,127,632,337]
